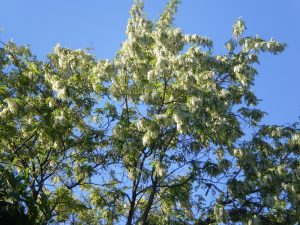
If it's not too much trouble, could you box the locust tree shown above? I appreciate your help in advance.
[0,0,299,224]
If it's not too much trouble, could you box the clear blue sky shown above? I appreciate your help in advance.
[1,0,299,126]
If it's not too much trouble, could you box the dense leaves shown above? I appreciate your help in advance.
[0,1,299,224]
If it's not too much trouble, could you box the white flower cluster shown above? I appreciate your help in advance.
[247,215,260,225]
[156,0,180,28]
[154,114,173,127]
[184,34,212,48]
[142,129,158,146]
[112,125,125,140]
[248,54,258,63]
[94,60,113,82]
[173,112,186,134]
[225,40,234,52]
[123,1,152,62]
[54,43,89,70]
[187,96,202,113]
[52,140,60,149]
[242,39,251,52]
[136,119,147,131]
[291,133,300,145]
[233,64,244,73]
[147,70,156,81]
[154,28,183,52]
[213,204,228,222]
[270,127,283,138]
[45,74,67,100]
[0,99,20,119]
[26,117,36,125]
[282,183,296,194]
[156,54,169,69]
[233,64,252,86]
[57,88,67,100]
[275,165,287,177]
[54,111,67,126]
[146,89,163,103]
[6,99,19,114]
[26,71,36,81]
[216,55,228,63]
[47,98,56,108]
[265,39,286,53]
[54,43,69,69]
[252,38,286,54]
[154,161,166,177]
[233,18,246,38]
[233,148,243,157]
[53,43,61,54]
[0,107,10,119]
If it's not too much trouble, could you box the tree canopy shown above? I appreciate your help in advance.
[0,0,299,224]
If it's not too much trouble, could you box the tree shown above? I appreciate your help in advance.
[0,0,299,224]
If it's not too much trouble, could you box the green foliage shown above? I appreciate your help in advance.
[0,1,298,224]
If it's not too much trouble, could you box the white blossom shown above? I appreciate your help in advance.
[225,41,234,52]
[55,113,67,126]
[254,42,260,49]
[142,131,151,145]
[155,161,166,177]
[6,99,18,114]
[57,88,67,100]
[0,108,9,119]
[26,117,35,125]
[248,54,257,62]
[54,43,61,54]
[233,64,243,73]
[51,80,61,91]
[233,18,246,38]
[277,165,286,176]
[147,70,155,81]
[248,215,260,225]
[53,141,59,149]
[136,119,146,131]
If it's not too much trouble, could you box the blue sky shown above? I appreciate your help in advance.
[1,0,299,126]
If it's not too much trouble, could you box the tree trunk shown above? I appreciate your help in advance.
[126,195,137,225]
[141,178,158,225]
